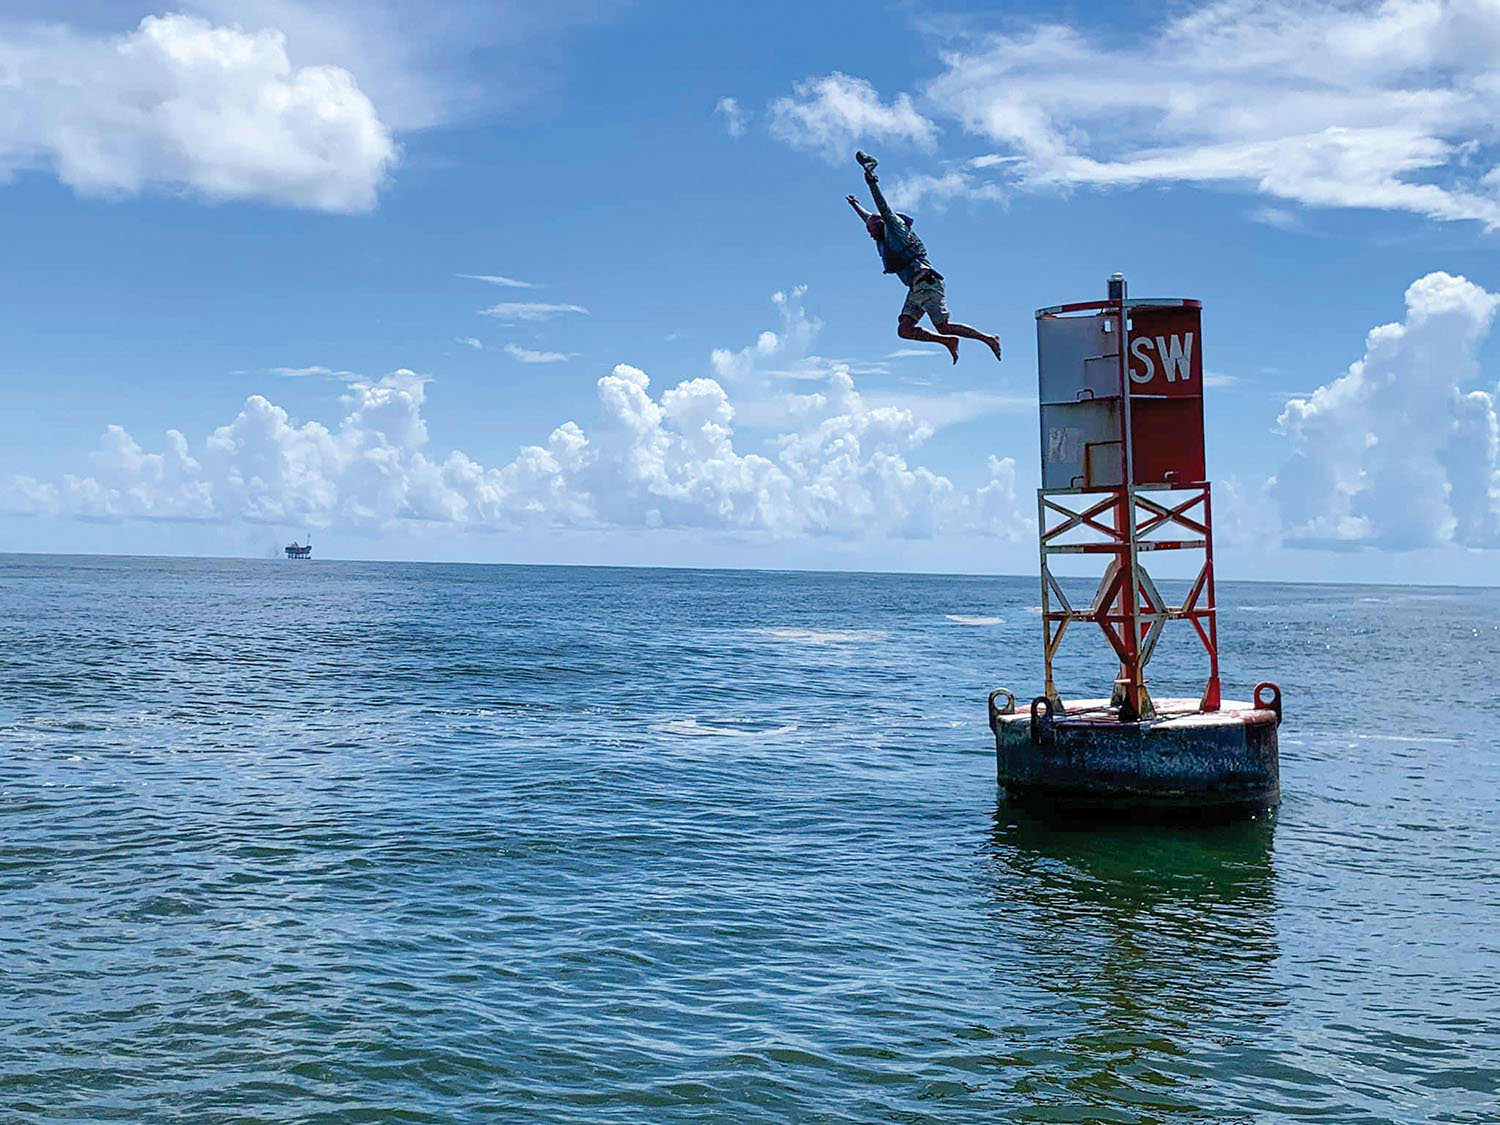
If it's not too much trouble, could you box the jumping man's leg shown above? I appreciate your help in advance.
[936,319,1002,363]
[899,315,960,364]
[900,283,960,363]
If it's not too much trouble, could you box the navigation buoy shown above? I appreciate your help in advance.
[989,274,1280,819]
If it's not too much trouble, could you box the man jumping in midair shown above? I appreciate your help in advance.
[846,151,1001,365]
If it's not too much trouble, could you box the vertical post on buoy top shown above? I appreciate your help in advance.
[1109,273,1147,721]
[1034,274,1220,721]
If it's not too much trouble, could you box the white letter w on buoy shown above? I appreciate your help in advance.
[1156,333,1193,382]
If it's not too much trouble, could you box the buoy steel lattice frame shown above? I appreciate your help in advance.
[1038,482,1219,720]
[1034,284,1217,722]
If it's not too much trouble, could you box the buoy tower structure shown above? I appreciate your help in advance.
[989,274,1281,818]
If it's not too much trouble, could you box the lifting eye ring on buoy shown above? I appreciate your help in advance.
[1253,682,1282,725]
[1029,695,1056,745]
[987,689,1016,731]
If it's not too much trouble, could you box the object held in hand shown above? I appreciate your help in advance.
[855,150,878,177]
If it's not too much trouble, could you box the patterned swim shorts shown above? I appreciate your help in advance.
[900,269,948,325]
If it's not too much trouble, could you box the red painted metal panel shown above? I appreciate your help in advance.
[1127,307,1202,398]
[1126,305,1204,488]
[1130,398,1205,485]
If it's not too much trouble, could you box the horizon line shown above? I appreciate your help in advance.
[2,550,1496,591]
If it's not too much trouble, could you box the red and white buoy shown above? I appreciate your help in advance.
[990,274,1281,818]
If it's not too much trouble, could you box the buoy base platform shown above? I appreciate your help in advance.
[988,694,1280,821]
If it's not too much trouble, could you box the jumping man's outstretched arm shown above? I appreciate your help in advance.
[846,194,873,223]
[863,172,898,225]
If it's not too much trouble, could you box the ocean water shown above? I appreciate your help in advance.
[1,554,1497,1124]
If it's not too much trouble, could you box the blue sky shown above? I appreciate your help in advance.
[3,0,1499,583]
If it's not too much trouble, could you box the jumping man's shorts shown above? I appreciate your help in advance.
[900,270,948,325]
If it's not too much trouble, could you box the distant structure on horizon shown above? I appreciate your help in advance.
[284,540,312,559]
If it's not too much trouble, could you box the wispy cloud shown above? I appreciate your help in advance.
[715,96,747,137]
[918,2,1500,228]
[505,344,575,364]
[271,365,334,377]
[481,302,589,322]
[824,359,890,376]
[1249,206,1301,231]
[769,4,1500,229]
[863,389,1031,429]
[458,273,540,289]
[456,337,483,350]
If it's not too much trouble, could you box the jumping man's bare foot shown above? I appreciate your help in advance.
[936,320,1002,363]
[944,337,960,364]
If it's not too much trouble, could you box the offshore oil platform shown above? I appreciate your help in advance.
[990,274,1281,819]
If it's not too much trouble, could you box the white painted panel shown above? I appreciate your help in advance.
[1037,313,1122,405]
[1040,399,1124,488]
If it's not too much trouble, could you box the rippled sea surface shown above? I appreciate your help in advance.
[2,555,1498,1124]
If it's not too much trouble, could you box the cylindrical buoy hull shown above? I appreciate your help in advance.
[992,697,1279,819]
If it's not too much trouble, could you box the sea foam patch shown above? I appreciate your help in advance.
[753,627,888,645]
[652,718,799,738]
[945,614,1003,626]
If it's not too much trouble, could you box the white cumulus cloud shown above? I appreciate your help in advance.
[1272,271,1500,549]
[711,287,824,383]
[5,303,1029,544]
[0,13,397,212]
[768,72,937,161]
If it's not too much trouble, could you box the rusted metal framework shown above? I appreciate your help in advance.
[1037,483,1219,721]
[1034,277,1218,722]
